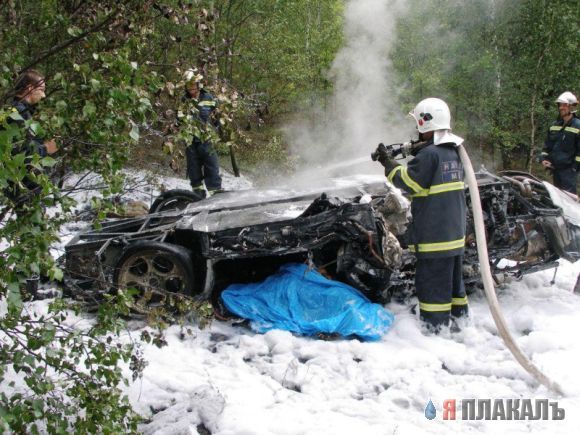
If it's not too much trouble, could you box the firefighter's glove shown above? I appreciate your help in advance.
[373,143,389,165]
[374,143,399,174]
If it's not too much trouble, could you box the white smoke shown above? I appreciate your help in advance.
[284,0,412,179]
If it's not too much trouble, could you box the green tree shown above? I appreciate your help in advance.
[498,0,579,170]
[391,0,579,172]
[0,1,230,431]
[213,0,344,111]
[1,0,344,429]
[392,0,502,164]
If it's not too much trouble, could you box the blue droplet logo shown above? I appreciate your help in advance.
[425,399,436,420]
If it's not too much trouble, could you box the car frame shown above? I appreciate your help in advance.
[63,170,580,307]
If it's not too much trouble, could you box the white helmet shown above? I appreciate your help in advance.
[409,97,451,133]
[555,91,577,113]
[555,91,577,105]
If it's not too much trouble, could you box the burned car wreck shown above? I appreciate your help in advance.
[64,170,580,308]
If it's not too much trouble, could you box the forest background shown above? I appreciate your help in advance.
[0,0,578,432]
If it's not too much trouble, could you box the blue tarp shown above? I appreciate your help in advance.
[221,263,395,341]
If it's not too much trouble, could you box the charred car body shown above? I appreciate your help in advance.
[64,171,580,307]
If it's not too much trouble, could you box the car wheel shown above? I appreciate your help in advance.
[113,241,195,312]
[149,189,203,213]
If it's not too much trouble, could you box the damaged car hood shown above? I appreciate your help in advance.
[176,175,408,233]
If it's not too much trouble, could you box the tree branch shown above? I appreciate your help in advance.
[18,9,119,73]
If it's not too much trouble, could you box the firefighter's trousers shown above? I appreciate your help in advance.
[415,255,468,330]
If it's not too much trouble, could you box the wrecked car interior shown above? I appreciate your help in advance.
[64,170,580,309]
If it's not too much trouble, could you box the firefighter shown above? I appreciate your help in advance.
[539,91,579,195]
[183,68,222,198]
[375,98,468,332]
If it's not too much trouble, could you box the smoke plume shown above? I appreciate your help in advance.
[284,0,411,179]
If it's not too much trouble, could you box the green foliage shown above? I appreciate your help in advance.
[1,0,320,428]
[0,296,143,433]
[0,1,238,431]
[213,0,344,109]
[391,0,579,171]
[0,108,142,432]
[238,133,289,165]
[131,0,344,170]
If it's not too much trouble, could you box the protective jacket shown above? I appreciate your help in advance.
[198,89,217,124]
[387,140,466,258]
[183,89,218,126]
[541,115,580,170]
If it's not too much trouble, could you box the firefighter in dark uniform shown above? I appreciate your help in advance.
[375,98,468,332]
[540,91,579,195]
[183,69,222,199]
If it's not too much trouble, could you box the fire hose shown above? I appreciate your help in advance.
[375,140,564,393]
[457,144,564,396]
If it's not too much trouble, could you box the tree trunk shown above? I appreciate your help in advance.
[528,92,537,172]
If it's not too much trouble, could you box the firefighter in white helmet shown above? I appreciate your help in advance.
[539,91,579,195]
[374,97,468,333]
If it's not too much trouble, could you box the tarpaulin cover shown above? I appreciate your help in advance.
[221,263,395,341]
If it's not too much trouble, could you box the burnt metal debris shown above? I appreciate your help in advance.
[64,170,580,307]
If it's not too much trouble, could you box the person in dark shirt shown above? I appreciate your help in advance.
[5,69,58,203]
[375,98,468,333]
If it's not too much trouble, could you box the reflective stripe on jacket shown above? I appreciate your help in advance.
[542,115,580,169]
[196,90,217,125]
[387,141,466,258]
